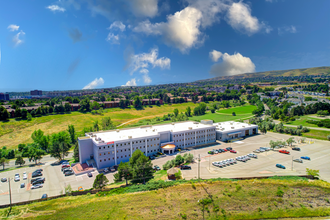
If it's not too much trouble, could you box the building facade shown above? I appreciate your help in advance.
[78,121,258,169]
[0,93,9,101]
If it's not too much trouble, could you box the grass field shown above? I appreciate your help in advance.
[302,129,330,140]
[0,103,202,149]
[285,115,323,128]
[4,178,330,219]
[216,105,257,115]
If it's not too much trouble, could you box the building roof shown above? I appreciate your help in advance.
[161,144,176,149]
[86,121,214,143]
[213,121,257,134]
[167,167,179,175]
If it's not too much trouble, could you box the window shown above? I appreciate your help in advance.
[129,154,130,156]
[104,153,106,155]
[121,150,122,152]
[108,146,109,148]
[121,156,123,158]
[117,151,118,153]
[120,144,122,146]
[117,156,119,159]
[108,158,110,160]
[100,160,102,162]
[148,151,149,153]
[99,153,101,156]
[104,159,106,161]
[125,155,127,157]
[124,143,126,145]
[108,152,110,154]
[103,146,105,149]
[133,147,134,150]
[112,151,114,154]
[154,144,156,146]
[99,147,101,150]
[113,157,115,160]
[125,149,126,151]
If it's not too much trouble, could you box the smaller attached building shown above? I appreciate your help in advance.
[214,121,258,141]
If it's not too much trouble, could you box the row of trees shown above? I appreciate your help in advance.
[162,153,194,170]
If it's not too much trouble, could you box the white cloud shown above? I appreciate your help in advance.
[127,48,170,75]
[226,1,270,35]
[140,69,152,84]
[122,78,137,87]
[47,5,66,12]
[134,7,203,53]
[210,52,255,76]
[13,31,25,47]
[83,77,105,89]
[278,25,297,35]
[209,50,223,62]
[7,24,19,32]
[108,21,126,32]
[127,0,158,18]
[106,33,120,44]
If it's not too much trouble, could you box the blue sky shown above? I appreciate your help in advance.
[0,0,329,92]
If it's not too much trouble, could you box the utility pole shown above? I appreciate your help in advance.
[291,156,293,171]
[198,154,201,180]
[209,156,210,170]
[8,178,12,208]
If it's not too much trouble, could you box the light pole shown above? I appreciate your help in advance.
[8,178,12,208]
[198,154,201,180]
[291,156,293,171]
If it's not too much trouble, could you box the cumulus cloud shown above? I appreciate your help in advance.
[108,21,126,32]
[127,0,158,18]
[134,7,203,53]
[83,77,105,89]
[106,33,120,44]
[122,78,137,87]
[278,25,297,35]
[210,51,255,76]
[209,50,223,62]
[68,28,82,43]
[127,48,170,75]
[140,69,152,84]
[47,5,66,12]
[7,24,19,32]
[226,1,270,35]
[13,31,25,47]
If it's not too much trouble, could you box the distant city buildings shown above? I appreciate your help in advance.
[0,93,9,101]
[30,90,42,96]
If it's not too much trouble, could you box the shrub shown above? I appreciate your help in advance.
[232,112,236,116]
[276,187,284,197]
[235,184,242,192]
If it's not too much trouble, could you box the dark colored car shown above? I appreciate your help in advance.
[65,171,74,176]
[218,149,224,153]
[35,169,43,172]
[279,150,290,154]
[1,177,7,182]
[63,169,73,174]
[230,150,237,153]
[149,156,156,160]
[32,172,42,178]
[208,151,214,155]
[41,194,48,199]
[31,177,45,184]
[32,179,45,185]
[301,156,311,160]
[180,165,191,170]
[226,147,232,151]
[20,183,25,188]
[87,172,92,177]
[276,164,286,169]
[292,147,301,151]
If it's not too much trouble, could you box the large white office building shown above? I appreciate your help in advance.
[78,120,258,169]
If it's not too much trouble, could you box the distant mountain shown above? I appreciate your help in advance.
[196,66,330,82]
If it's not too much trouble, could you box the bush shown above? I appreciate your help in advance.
[232,112,236,116]
[276,187,284,197]
[327,135,330,141]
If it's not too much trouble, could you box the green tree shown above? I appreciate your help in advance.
[306,168,320,179]
[49,131,71,161]
[286,137,295,146]
[173,108,179,117]
[64,102,72,112]
[186,106,191,117]
[93,173,109,189]
[101,117,114,130]
[134,96,142,108]
[174,155,184,166]
[0,157,9,170]
[67,125,76,144]
[183,153,194,163]
[73,142,79,162]
[114,162,132,185]
[91,101,100,110]
[15,155,25,166]
[129,149,153,184]
[27,147,45,164]
[31,129,44,143]
[93,120,100,131]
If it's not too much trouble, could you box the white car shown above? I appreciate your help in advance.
[31,184,43,189]
[23,172,27,180]
[253,149,260,153]
[14,174,20,182]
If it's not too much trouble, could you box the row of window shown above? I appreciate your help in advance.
[99,145,160,156]
[173,134,215,142]
[177,139,214,147]
[99,143,159,150]
[99,149,160,163]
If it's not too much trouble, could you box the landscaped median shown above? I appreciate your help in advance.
[2,176,330,219]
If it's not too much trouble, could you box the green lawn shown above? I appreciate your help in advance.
[285,115,324,128]
[217,105,257,115]
[302,129,330,140]
[191,112,254,123]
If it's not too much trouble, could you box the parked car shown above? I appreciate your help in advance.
[87,172,92,177]
[253,149,260,153]
[279,150,290,154]
[153,165,161,171]
[247,153,257,158]
[149,156,156,160]
[65,171,74,176]
[31,177,45,184]
[14,174,20,182]
[301,156,311,160]
[219,149,225,153]
[35,169,43,172]
[63,169,73,174]
[293,159,303,163]
[103,168,109,173]
[208,151,214,155]
[31,184,43,189]
[292,147,301,151]
[41,194,48,199]
[226,147,232,151]
[32,172,42,178]
[230,150,237,153]
[20,183,25,188]
[180,165,191,170]
[23,172,27,180]
[61,164,70,170]
[259,148,266,152]
[32,179,45,185]
[223,149,228,152]
[276,164,286,169]
[1,177,7,182]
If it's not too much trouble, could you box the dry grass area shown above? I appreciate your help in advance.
[3,178,330,220]
[0,103,199,149]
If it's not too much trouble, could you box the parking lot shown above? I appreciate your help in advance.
[0,132,329,206]
[0,161,114,206]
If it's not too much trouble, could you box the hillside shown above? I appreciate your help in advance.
[4,177,330,219]
[197,66,330,82]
